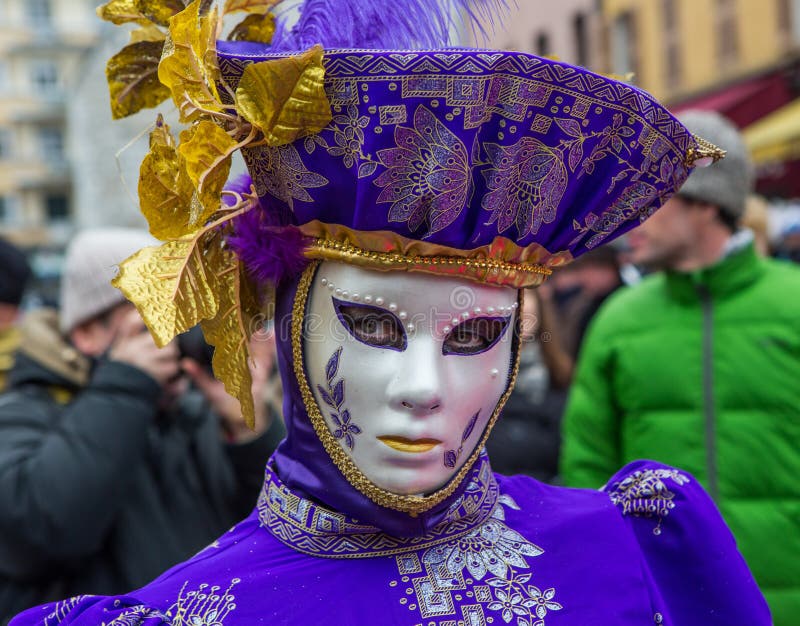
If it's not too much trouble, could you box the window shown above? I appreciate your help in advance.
[0,196,18,224]
[30,61,59,96]
[790,0,800,42]
[38,127,64,162]
[573,13,589,68]
[535,32,550,57]
[611,11,637,76]
[663,0,682,90]
[0,128,11,160]
[45,194,69,221]
[25,0,52,27]
[715,0,739,67]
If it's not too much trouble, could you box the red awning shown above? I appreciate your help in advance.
[672,72,793,128]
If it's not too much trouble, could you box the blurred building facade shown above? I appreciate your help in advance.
[0,0,99,248]
[479,1,603,71]
[599,0,800,197]
[600,0,797,102]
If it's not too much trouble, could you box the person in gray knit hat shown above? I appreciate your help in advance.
[0,228,282,621]
[676,110,754,223]
[621,109,755,271]
[58,228,155,335]
[561,110,800,626]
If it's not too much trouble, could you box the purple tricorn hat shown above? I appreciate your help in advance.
[218,45,720,290]
[100,0,722,434]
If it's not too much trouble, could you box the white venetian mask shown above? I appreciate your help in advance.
[304,261,517,496]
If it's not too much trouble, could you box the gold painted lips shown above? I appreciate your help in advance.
[378,436,441,453]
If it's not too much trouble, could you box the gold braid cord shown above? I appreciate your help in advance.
[305,239,553,289]
[291,261,524,515]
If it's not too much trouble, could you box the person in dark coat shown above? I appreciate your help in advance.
[0,229,283,624]
[0,237,32,391]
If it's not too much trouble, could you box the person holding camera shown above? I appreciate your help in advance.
[0,228,282,624]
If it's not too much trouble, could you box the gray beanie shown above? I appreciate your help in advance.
[59,228,155,334]
[677,110,754,220]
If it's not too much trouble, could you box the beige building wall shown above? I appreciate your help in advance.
[471,0,602,71]
[602,0,797,102]
[0,0,99,246]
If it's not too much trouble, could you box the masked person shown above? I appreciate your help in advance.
[10,0,769,624]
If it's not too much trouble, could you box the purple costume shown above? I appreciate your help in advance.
[11,1,770,623]
[10,277,770,625]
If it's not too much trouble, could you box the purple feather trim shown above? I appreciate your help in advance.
[224,175,311,285]
[270,0,509,52]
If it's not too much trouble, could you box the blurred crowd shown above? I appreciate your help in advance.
[0,229,286,622]
[0,112,799,624]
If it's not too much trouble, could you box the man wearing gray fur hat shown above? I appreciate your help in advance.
[561,110,800,625]
[0,228,282,622]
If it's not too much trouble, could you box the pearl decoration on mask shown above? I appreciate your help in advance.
[490,368,499,378]
[320,276,515,339]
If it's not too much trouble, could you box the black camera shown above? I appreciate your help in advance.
[177,325,215,373]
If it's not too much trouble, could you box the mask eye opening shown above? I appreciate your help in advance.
[442,315,512,356]
[332,297,408,352]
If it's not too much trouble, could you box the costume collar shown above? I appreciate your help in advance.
[259,451,499,555]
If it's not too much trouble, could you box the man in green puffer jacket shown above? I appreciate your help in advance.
[560,110,800,625]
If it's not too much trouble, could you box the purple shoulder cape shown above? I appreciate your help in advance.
[11,459,770,626]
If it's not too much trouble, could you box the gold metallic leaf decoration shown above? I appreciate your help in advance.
[178,120,237,227]
[158,0,222,123]
[129,23,168,43]
[223,0,280,14]
[228,13,275,43]
[139,117,195,239]
[137,0,186,26]
[111,234,222,347]
[106,41,171,119]
[96,0,150,25]
[114,209,263,429]
[201,251,257,428]
[235,44,332,146]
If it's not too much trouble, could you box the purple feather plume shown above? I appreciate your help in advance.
[224,174,311,285]
[270,0,509,52]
